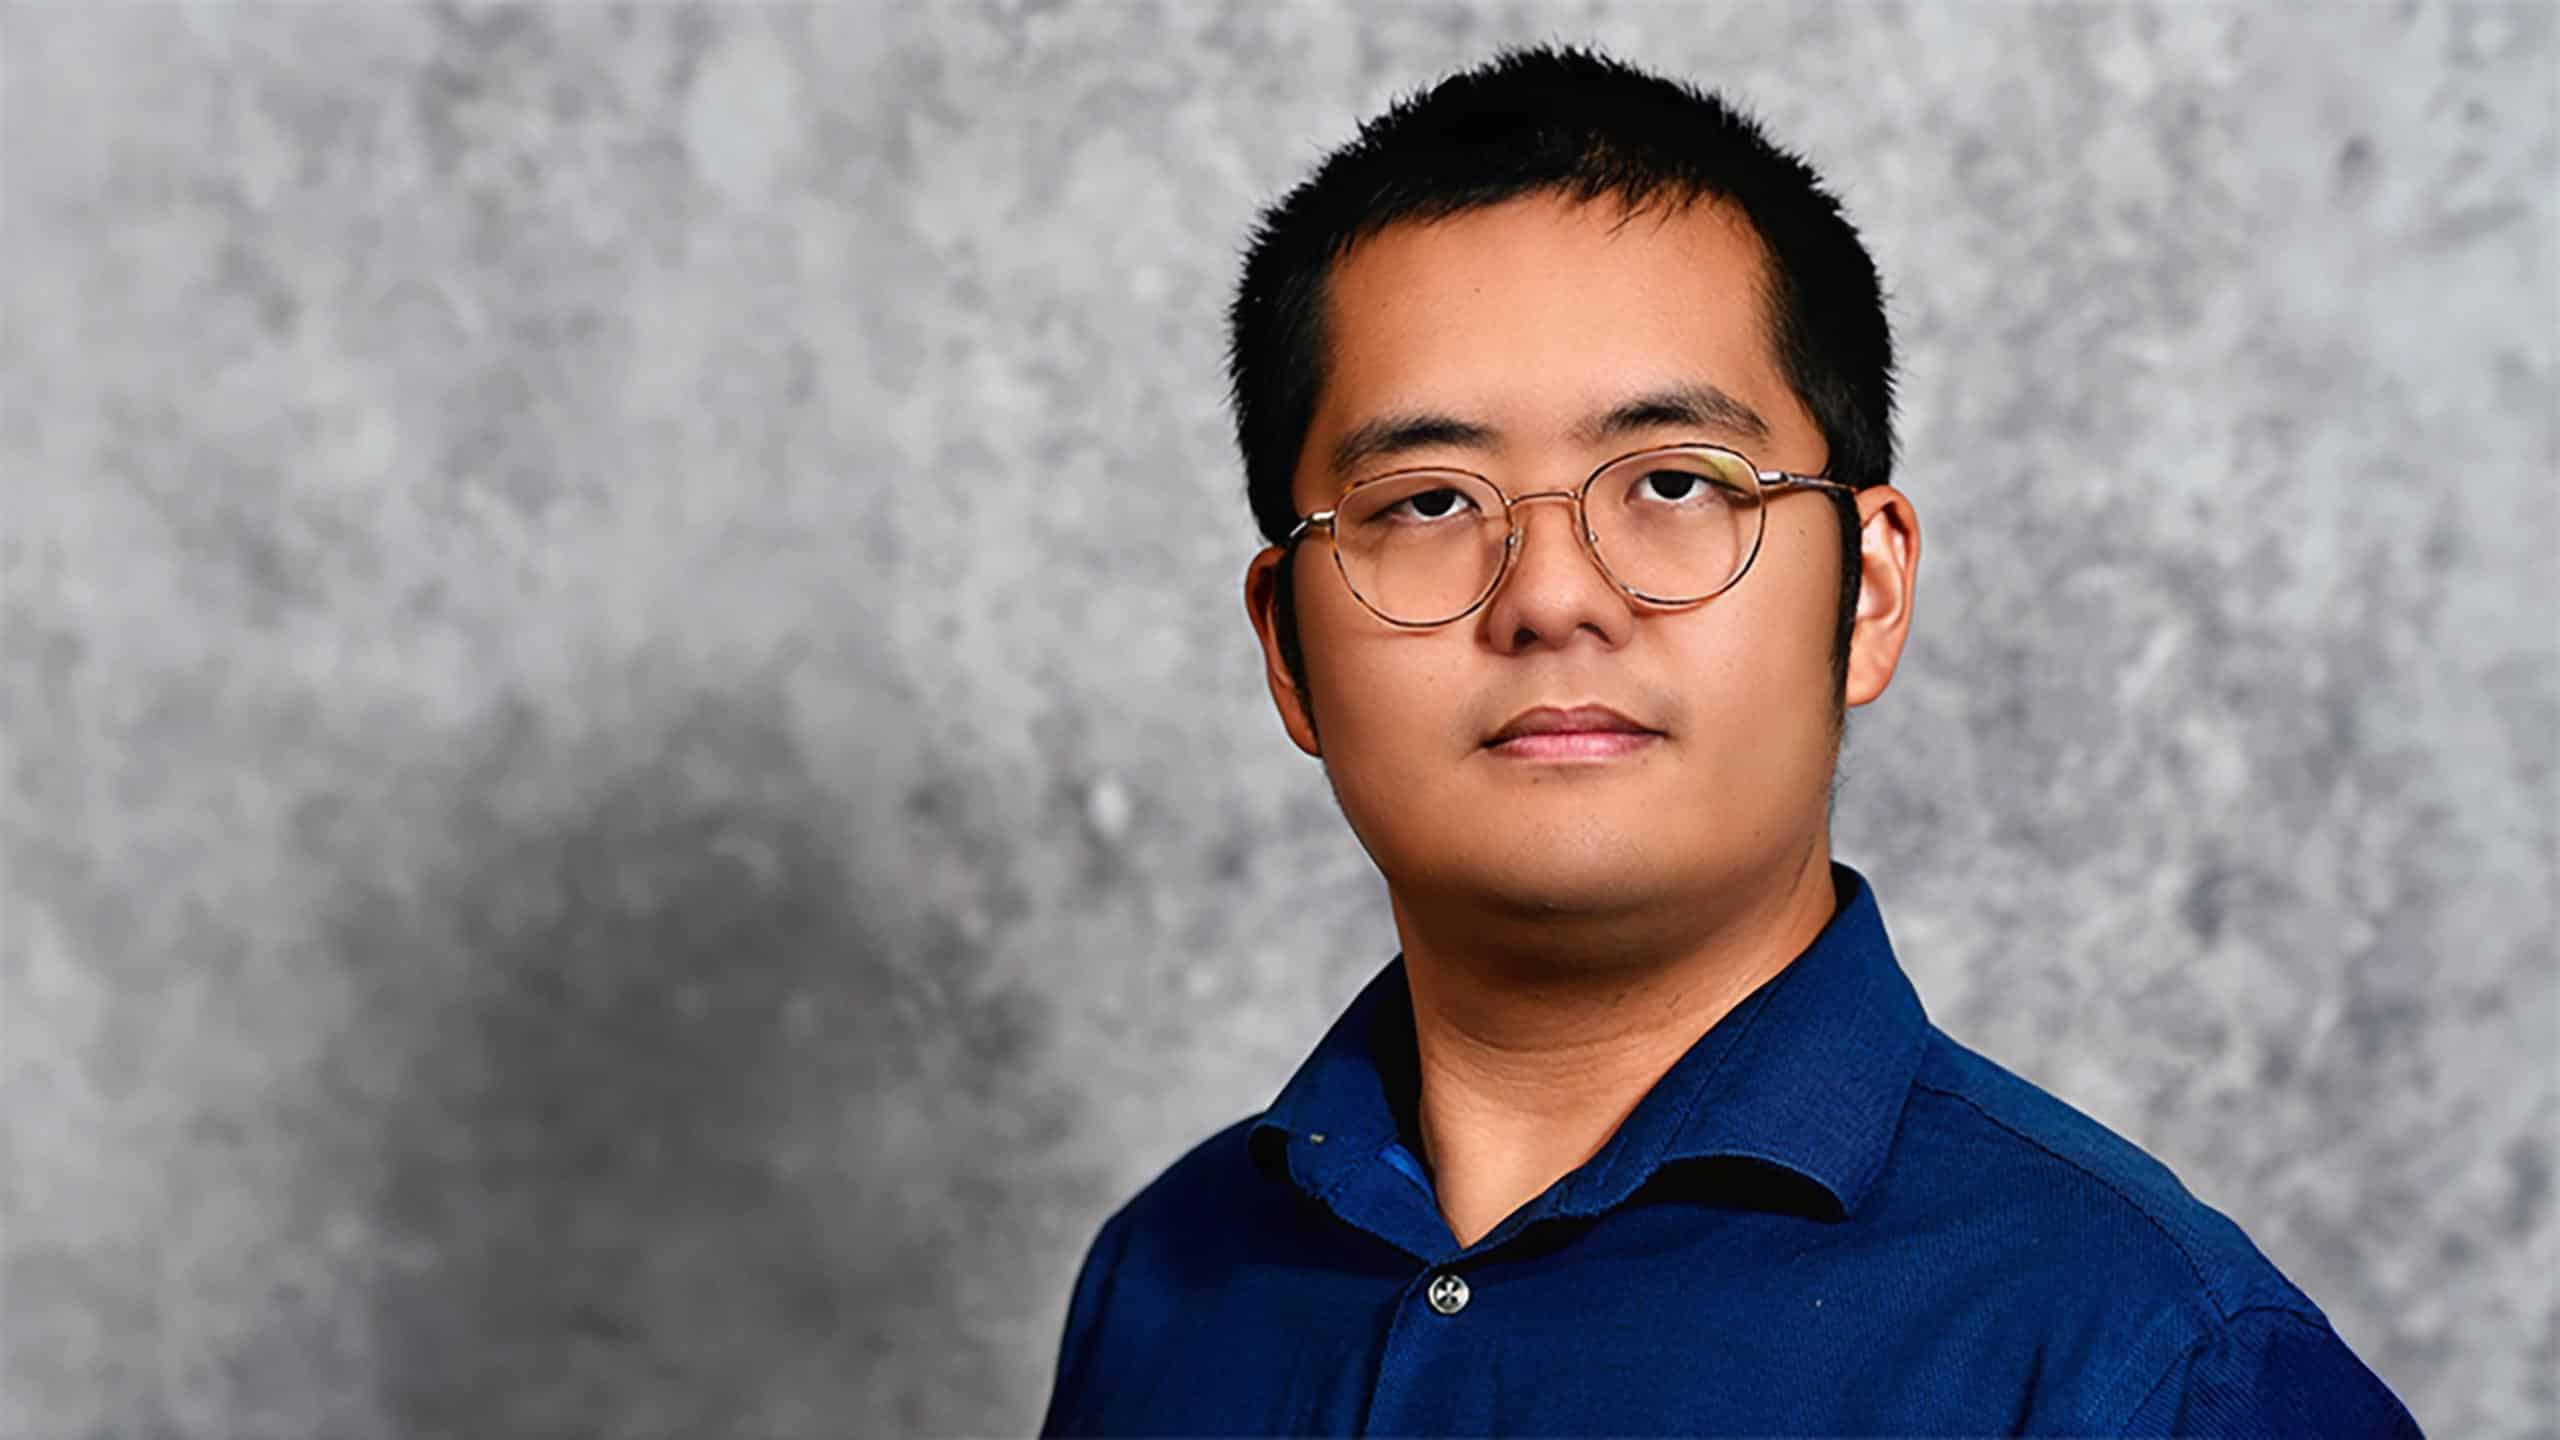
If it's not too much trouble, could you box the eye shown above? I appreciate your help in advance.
[1382,486,1481,523]
[1630,468,1736,506]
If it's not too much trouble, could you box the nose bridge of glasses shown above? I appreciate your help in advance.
[1488,485,1621,615]
[1503,486,1597,547]
[1508,488,1581,505]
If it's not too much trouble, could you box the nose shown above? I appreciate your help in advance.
[1477,489,1638,654]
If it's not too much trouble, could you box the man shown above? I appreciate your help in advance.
[1040,46,2420,1437]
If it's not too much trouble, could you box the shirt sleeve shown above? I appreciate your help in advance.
[1037,1205,1134,1438]
[2120,1305,2425,1437]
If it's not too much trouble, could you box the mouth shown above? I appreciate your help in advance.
[1487,730,1662,760]
[1483,704,1665,760]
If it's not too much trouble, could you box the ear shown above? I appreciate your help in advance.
[1244,546,1323,756]
[1843,486,1919,709]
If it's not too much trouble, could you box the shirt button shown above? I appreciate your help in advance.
[1425,1271,1470,1315]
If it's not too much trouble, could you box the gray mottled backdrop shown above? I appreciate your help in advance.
[2,2,2552,1436]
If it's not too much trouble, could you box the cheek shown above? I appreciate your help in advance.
[1309,617,1475,753]
[1740,505,1847,661]
[1663,518,1844,756]
[1294,579,1479,801]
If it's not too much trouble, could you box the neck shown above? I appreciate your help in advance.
[1388,842,1840,1248]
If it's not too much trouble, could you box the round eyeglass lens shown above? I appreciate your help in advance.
[1585,448,1763,602]
[1331,471,1509,624]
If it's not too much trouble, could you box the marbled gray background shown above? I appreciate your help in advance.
[2,1,2551,1436]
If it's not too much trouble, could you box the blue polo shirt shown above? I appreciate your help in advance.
[1039,864,2422,1436]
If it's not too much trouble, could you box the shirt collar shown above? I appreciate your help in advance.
[1248,862,1927,1224]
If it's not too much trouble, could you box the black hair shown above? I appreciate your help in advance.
[1226,45,1896,723]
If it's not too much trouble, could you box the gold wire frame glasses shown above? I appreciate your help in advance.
[1283,442,1854,628]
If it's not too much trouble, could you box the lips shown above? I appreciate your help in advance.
[1485,704,1662,748]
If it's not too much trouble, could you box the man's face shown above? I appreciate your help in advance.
[1246,192,1876,943]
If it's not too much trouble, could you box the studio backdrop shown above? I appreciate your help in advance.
[3,3,2552,1437]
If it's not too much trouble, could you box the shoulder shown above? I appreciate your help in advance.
[2118,1302,2425,1436]
[1111,1112,1268,1231]
[1885,1030,2419,1432]
[1898,1027,2307,1317]
[1042,1114,1272,1434]
[1074,1113,1279,1282]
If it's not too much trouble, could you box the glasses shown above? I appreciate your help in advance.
[1285,443,1855,628]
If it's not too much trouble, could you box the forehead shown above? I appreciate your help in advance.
[1310,191,1799,442]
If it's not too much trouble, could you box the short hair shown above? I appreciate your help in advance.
[1227,45,1897,713]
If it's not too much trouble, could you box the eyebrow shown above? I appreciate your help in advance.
[1575,383,1772,450]
[1327,381,1773,481]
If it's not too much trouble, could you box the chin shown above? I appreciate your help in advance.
[1418,841,1670,918]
